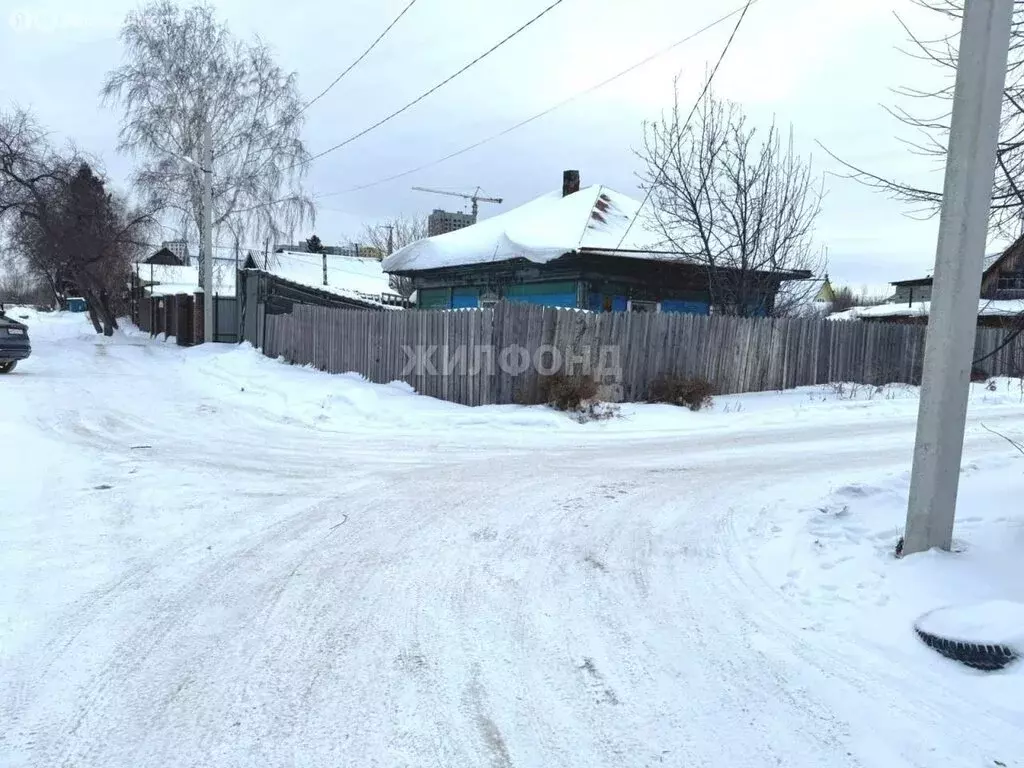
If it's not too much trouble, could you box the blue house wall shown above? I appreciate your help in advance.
[419,284,776,317]
[408,253,787,316]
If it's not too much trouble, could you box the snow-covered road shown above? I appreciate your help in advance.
[3,311,1024,767]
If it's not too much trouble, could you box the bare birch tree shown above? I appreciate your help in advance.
[101,1,314,260]
[638,86,824,316]
[830,1,1024,238]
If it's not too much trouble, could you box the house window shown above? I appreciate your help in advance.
[997,272,1024,291]
[627,299,658,313]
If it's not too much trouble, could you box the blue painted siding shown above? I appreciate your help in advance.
[504,281,578,308]
[451,287,479,309]
[660,299,710,315]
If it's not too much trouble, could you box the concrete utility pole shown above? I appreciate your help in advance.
[904,0,1014,555]
[385,224,395,256]
[201,121,214,344]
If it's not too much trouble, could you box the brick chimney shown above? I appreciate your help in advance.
[562,169,580,197]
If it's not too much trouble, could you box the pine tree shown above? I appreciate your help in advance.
[305,234,324,254]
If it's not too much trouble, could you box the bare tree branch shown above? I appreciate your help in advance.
[845,0,1024,238]
[0,108,154,330]
[101,0,314,268]
[637,84,824,317]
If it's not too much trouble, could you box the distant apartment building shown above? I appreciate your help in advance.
[428,209,475,237]
[162,240,190,265]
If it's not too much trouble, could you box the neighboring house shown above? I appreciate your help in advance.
[162,240,191,265]
[890,276,933,305]
[830,298,1024,328]
[242,250,405,308]
[889,242,1024,305]
[383,171,810,315]
[273,242,372,258]
[839,236,1024,326]
[132,263,233,297]
[815,274,837,303]
[132,248,403,310]
[142,246,187,267]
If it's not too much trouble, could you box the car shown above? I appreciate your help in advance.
[0,304,31,373]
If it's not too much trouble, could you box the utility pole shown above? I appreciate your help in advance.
[201,121,214,344]
[385,224,395,256]
[904,0,1013,555]
[322,252,328,286]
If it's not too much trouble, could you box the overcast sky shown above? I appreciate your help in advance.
[2,0,966,291]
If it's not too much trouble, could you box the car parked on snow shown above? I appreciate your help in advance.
[0,304,31,373]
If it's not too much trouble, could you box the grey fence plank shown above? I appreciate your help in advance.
[260,305,1024,406]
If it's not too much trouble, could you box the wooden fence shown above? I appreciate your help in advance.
[261,302,1024,405]
[136,293,198,346]
[135,292,239,344]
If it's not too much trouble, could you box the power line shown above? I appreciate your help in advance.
[613,0,755,252]
[320,1,761,199]
[298,0,420,117]
[209,1,750,221]
[224,0,568,218]
[225,0,568,217]
[299,0,568,169]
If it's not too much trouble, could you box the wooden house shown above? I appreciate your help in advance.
[890,235,1024,305]
[383,171,810,316]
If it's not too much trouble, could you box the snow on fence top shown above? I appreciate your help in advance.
[830,298,1024,321]
[382,185,677,273]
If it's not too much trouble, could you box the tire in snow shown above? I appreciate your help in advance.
[914,602,1024,672]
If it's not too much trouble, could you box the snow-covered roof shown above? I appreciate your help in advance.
[382,185,676,273]
[265,251,395,297]
[829,298,1024,321]
[260,251,400,306]
[132,263,235,297]
[135,252,400,307]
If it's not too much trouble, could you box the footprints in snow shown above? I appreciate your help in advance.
[471,527,498,543]
[579,657,620,706]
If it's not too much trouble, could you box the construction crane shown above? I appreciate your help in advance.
[411,186,503,220]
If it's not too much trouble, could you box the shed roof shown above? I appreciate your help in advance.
[889,251,1006,286]
[246,251,401,306]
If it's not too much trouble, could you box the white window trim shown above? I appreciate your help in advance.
[626,299,660,313]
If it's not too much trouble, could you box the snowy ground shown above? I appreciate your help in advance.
[2,308,1024,768]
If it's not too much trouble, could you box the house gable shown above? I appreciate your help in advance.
[981,234,1024,298]
[143,247,185,266]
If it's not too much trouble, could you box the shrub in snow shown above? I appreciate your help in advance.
[647,375,715,411]
[536,374,599,412]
